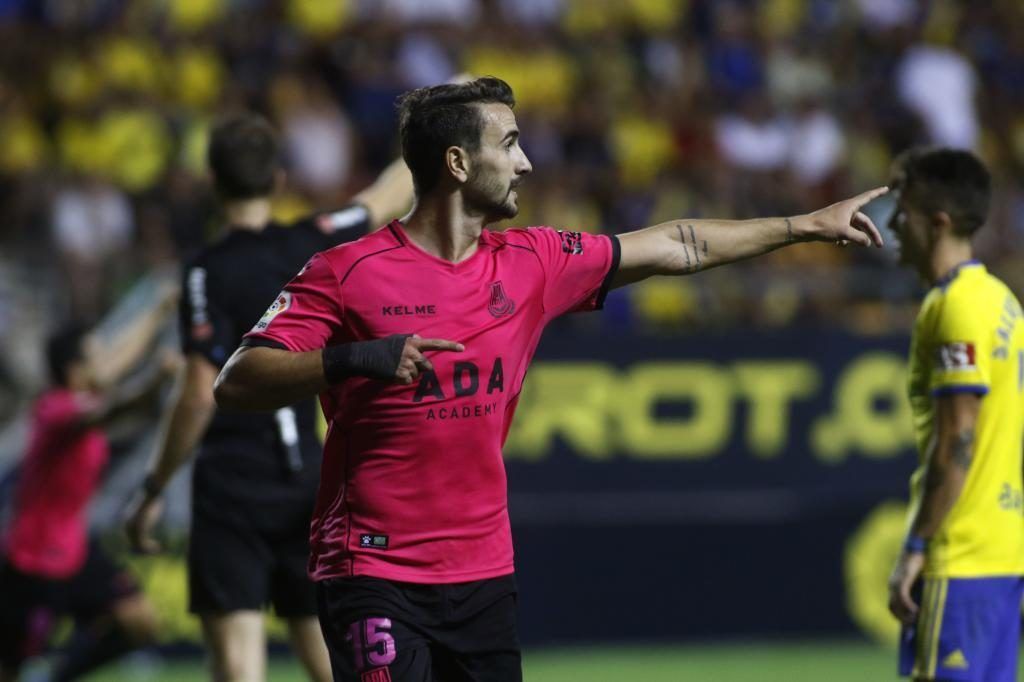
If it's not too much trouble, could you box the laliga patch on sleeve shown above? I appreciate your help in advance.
[253,291,291,332]
[935,341,976,371]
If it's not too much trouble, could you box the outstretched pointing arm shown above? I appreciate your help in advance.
[612,187,888,288]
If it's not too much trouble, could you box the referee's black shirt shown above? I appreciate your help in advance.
[179,205,371,519]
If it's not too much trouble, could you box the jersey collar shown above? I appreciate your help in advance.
[934,259,982,290]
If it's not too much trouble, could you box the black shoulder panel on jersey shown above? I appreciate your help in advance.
[596,234,621,309]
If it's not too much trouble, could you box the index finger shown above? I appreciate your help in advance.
[851,186,889,208]
[411,338,465,353]
[851,211,884,248]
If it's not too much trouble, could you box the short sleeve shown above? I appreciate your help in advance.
[929,294,991,396]
[180,265,236,367]
[241,253,345,352]
[516,227,620,318]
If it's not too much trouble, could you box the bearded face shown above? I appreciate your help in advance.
[460,103,532,223]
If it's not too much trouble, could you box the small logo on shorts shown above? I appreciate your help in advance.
[362,668,392,682]
[487,281,515,318]
[359,534,389,550]
[941,649,969,670]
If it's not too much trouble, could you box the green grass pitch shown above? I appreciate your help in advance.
[78,640,946,681]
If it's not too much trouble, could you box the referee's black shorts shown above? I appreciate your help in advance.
[188,445,320,618]
[187,503,317,618]
[316,574,521,682]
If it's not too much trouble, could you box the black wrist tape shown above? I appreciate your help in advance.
[322,334,411,384]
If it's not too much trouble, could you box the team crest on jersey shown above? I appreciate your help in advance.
[559,230,583,255]
[487,281,515,318]
[253,291,291,331]
[935,342,976,371]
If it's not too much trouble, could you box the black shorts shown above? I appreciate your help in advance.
[316,574,521,682]
[188,504,317,617]
[0,541,139,669]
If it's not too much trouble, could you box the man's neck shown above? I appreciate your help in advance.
[402,192,488,263]
[225,198,273,232]
[928,236,974,285]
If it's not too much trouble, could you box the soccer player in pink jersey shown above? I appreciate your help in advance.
[213,77,886,682]
[0,303,174,681]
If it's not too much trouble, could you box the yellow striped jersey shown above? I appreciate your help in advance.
[906,261,1024,577]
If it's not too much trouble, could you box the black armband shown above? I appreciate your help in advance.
[322,335,410,385]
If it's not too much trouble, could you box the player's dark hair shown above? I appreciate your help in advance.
[47,325,87,387]
[889,147,991,237]
[396,77,516,194]
[207,113,280,200]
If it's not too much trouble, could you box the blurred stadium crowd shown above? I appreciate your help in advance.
[1,0,1023,404]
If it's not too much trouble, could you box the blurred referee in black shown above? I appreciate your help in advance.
[125,112,413,682]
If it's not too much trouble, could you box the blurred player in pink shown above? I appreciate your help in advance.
[215,76,887,682]
[0,299,174,681]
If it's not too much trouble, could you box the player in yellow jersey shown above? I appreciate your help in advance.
[886,147,1024,682]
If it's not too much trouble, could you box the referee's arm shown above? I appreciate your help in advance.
[611,186,887,288]
[125,353,216,554]
[140,354,218,494]
[351,157,415,227]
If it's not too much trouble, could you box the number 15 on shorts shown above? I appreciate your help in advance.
[347,617,397,674]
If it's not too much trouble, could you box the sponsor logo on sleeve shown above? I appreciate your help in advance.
[935,342,976,372]
[191,322,213,341]
[558,230,583,255]
[252,291,291,332]
[188,267,213,340]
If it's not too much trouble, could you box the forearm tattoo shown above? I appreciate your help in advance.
[951,429,974,470]
[674,224,707,273]
[688,224,702,267]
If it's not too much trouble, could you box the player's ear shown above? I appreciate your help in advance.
[931,210,955,236]
[446,146,470,185]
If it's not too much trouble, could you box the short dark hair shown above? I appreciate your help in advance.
[207,113,280,200]
[889,147,991,237]
[47,325,87,387]
[396,77,516,194]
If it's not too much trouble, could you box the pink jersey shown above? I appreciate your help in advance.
[5,388,109,578]
[243,222,618,583]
